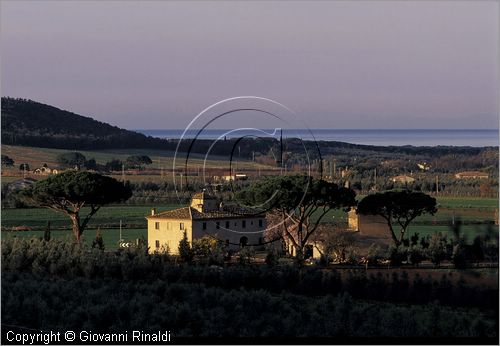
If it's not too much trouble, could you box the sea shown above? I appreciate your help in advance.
[136,129,499,147]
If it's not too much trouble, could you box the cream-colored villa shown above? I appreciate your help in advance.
[146,191,266,254]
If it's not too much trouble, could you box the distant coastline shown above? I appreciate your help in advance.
[136,129,499,147]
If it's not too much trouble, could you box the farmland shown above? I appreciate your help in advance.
[0,144,275,178]
[1,196,497,249]
[0,204,179,229]
[1,144,498,248]
[1,103,498,343]
[2,196,496,227]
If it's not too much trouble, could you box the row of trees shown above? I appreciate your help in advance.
[359,228,498,268]
[56,152,153,171]
[342,175,498,198]
[2,152,154,172]
[1,155,32,172]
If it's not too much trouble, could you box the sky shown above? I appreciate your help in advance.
[1,1,499,130]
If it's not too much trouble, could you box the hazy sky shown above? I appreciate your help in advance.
[1,1,498,129]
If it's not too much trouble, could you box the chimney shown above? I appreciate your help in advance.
[151,208,156,216]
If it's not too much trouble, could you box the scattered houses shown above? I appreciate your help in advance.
[417,162,430,171]
[455,171,489,179]
[213,174,248,182]
[33,165,59,175]
[390,175,415,184]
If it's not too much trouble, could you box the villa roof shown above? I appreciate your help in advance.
[146,206,264,221]
[147,207,192,220]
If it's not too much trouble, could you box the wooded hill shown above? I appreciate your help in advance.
[1,97,168,150]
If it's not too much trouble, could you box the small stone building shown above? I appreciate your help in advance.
[390,175,415,184]
[348,210,391,240]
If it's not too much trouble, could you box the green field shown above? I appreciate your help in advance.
[406,224,496,240]
[355,195,499,209]
[436,196,499,209]
[1,184,497,247]
[1,197,497,230]
[312,197,498,224]
[0,204,181,229]
[2,199,497,242]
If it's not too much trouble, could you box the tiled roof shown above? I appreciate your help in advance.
[147,207,192,220]
[147,206,264,220]
[193,209,263,220]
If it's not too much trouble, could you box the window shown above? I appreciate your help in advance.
[234,222,237,226]
[251,221,253,225]
[155,222,160,230]
[225,221,230,228]
[242,220,246,228]
[216,222,220,229]
[180,223,184,230]
[167,222,171,230]
[155,240,160,248]
[259,219,263,227]
[202,222,207,230]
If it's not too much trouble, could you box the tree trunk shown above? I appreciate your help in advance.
[70,214,82,243]
[386,218,400,246]
[295,247,305,267]
[399,227,407,245]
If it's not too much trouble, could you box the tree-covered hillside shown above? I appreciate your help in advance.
[0,97,278,155]
[1,97,168,150]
